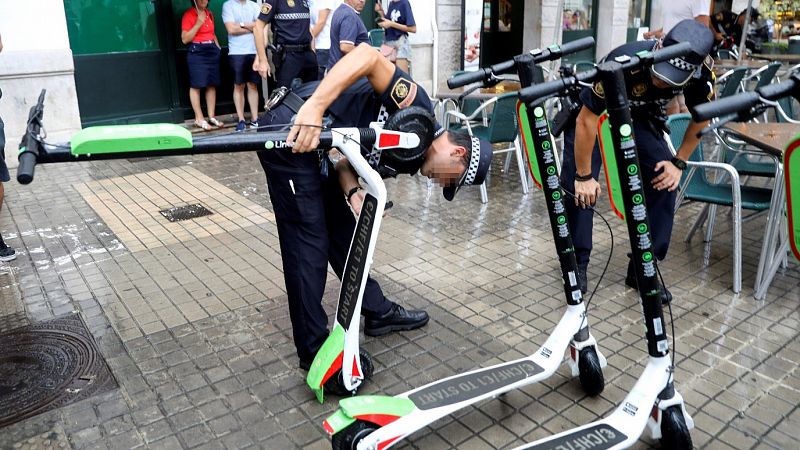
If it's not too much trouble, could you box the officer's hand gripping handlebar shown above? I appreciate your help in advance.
[446,36,596,89]
[517,41,693,104]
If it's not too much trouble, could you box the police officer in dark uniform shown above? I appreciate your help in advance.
[561,20,715,302]
[257,43,493,370]
[254,0,319,88]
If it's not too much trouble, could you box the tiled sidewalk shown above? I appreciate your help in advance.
[0,150,797,449]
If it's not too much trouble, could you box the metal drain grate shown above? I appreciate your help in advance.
[0,313,117,428]
[159,204,214,222]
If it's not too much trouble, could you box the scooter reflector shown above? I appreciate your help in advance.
[597,112,626,221]
[785,134,800,261]
[517,101,543,189]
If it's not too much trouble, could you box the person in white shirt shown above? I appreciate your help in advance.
[310,0,340,79]
[645,0,710,39]
[222,0,261,131]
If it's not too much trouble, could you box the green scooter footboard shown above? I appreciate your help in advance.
[70,124,193,155]
[597,112,626,221]
[785,134,800,261]
[517,101,543,189]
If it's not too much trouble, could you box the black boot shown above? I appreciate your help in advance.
[625,258,671,305]
[364,303,429,337]
[0,233,16,262]
[576,263,588,295]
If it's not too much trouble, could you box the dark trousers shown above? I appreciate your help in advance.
[315,48,330,80]
[257,150,392,363]
[275,48,319,89]
[560,122,677,266]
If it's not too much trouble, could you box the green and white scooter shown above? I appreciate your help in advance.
[17,92,435,402]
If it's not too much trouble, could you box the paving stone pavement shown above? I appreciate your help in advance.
[0,148,797,449]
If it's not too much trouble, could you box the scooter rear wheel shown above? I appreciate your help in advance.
[578,347,604,396]
[331,420,378,450]
[324,349,375,397]
[659,405,693,450]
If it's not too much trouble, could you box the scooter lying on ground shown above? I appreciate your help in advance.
[509,42,696,450]
[692,73,800,300]
[322,37,612,450]
[17,91,435,401]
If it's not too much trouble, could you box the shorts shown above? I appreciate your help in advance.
[0,117,9,183]
[229,54,260,85]
[187,42,221,88]
[384,35,412,60]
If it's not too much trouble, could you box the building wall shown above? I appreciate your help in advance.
[0,0,81,168]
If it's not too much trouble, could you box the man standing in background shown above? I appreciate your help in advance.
[327,0,369,70]
[0,33,17,262]
[222,0,261,131]
[310,0,338,80]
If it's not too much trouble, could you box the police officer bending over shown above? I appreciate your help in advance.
[257,43,494,370]
[561,20,714,303]
[254,0,318,88]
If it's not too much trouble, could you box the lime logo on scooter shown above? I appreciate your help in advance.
[264,140,291,150]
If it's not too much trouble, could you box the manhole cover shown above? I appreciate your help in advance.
[159,204,214,222]
[0,313,117,429]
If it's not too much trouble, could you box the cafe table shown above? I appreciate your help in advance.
[722,122,800,299]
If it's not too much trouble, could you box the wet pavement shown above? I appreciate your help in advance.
[0,141,797,449]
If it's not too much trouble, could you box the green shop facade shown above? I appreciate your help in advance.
[65,0,379,127]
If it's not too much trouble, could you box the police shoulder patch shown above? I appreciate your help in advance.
[632,83,647,97]
[261,3,272,15]
[592,81,605,99]
[390,77,417,108]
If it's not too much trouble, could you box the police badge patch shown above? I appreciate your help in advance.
[288,0,295,7]
[261,3,272,14]
[632,83,647,97]
[390,77,417,108]
[592,81,605,98]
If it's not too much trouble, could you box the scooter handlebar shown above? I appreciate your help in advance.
[556,36,596,58]
[691,92,760,122]
[518,77,578,103]
[17,89,46,185]
[447,69,491,89]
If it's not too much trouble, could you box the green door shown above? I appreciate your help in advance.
[65,0,237,126]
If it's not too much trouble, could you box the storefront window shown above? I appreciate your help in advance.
[563,0,593,31]
[65,0,159,55]
[629,0,649,28]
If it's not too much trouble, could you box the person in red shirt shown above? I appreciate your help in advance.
[181,0,224,131]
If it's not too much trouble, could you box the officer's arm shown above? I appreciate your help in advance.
[675,120,707,162]
[254,19,269,63]
[288,43,396,152]
[574,106,598,176]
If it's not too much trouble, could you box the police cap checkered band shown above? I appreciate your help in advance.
[463,137,481,186]
[668,58,698,72]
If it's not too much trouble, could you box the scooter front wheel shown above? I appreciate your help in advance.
[331,420,378,450]
[578,347,605,396]
[659,405,693,450]
[324,349,375,396]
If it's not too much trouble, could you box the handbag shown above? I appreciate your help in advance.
[379,43,397,62]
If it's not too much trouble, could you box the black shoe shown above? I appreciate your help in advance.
[576,264,588,295]
[625,259,671,305]
[364,303,429,337]
[0,244,16,262]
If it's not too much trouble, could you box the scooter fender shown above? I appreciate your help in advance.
[307,325,346,403]
[323,396,416,435]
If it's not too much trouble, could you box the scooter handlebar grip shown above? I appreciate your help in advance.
[558,37,595,57]
[650,41,693,64]
[518,77,574,103]
[691,92,760,122]
[17,151,37,185]
[759,77,798,101]
[447,69,489,89]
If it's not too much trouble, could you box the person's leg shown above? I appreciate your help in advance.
[299,49,319,83]
[233,83,246,122]
[189,88,205,122]
[315,48,329,80]
[246,82,260,123]
[205,86,217,120]
[260,158,331,365]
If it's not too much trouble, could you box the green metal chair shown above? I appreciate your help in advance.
[715,67,747,99]
[368,28,384,47]
[445,93,529,202]
[716,49,736,60]
[669,114,774,293]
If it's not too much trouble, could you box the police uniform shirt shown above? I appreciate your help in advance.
[326,67,443,175]
[258,0,312,45]
[327,2,370,70]
[579,41,714,123]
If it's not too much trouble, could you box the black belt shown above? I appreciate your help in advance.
[278,43,310,52]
